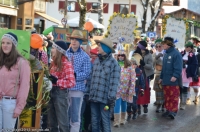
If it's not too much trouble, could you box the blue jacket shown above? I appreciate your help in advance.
[66,47,91,92]
[160,47,182,86]
[181,50,198,78]
[135,67,145,89]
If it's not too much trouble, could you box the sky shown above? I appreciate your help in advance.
[188,0,200,14]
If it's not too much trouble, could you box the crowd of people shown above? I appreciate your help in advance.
[0,29,200,132]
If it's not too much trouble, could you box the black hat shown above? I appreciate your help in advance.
[53,41,69,55]
[162,37,174,46]
[1,32,18,46]
[138,40,147,50]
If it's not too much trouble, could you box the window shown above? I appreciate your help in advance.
[173,0,180,6]
[58,1,75,12]
[114,4,136,14]
[91,3,99,13]
[119,4,129,14]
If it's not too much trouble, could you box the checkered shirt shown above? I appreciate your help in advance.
[50,56,76,89]
[66,48,91,92]
[86,54,121,104]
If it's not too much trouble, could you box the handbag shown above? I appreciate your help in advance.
[155,64,162,71]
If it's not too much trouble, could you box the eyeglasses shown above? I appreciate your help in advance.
[118,54,125,57]
[156,46,161,48]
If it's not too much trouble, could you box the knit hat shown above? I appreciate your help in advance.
[90,47,98,55]
[52,41,69,55]
[1,32,18,46]
[137,41,147,50]
[162,37,174,46]
[185,41,194,49]
[155,38,163,45]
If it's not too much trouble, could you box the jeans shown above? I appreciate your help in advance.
[0,98,17,129]
[48,86,69,132]
[114,98,127,113]
[90,102,111,132]
[80,99,86,132]
[68,91,84,132]
[127,88,139,113]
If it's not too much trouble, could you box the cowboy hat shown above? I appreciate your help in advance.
[68,30,87,41]
[94,38,115,53]
[191,36,200,42]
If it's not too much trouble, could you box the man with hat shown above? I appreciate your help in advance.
[66,30,91,132]
[159,37,182,119]
[86,38,121,132]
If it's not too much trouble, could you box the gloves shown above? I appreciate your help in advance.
[84,95,90,103]
[107,99,115,109]
[140,59,145,66]
[139,89,144,96]
[49,75,58,85]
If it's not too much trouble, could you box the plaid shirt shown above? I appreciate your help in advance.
[66,47,91,92]
[86,54,121,104]
[50,56,75,89]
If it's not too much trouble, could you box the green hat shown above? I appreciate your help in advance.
[155,38,163,44]
[185,41,194,48]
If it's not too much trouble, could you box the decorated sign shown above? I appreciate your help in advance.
[52,27,88,45]
[162,16,189,49]
[61,18,67,26]
[0,29,30,59]
[104,12,138,44]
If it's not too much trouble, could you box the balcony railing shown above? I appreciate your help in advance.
[0,0,17,7]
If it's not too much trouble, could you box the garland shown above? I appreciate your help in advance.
[162,15,189,36]
[103,12,138,38]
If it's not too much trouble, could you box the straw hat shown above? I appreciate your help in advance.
[131,53,142,66]
[94,38,115,53]
[69,30,87,41]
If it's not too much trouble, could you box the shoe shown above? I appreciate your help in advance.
[154,101,157,105]
[193,96,199,105]
[156,104,161,113]
[127,114,131,121]
[186,98,191,105]
[113,114,120,127]
[156,110,161,113]
[168,112,175,119]
[138,109,141,115]
[120,112,126,125]
[144,107,148,113]
[180,104,186,110]
[161,104,165,112]
[162,111,169,117]
[132,114,138,120]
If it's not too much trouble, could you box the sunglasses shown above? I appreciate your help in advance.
[118,54,125,57]
[156,46,162,48]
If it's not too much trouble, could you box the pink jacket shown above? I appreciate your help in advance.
[0,58,30,115]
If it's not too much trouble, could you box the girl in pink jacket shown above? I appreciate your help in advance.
[0,32,30,129]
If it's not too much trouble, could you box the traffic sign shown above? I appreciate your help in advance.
[61,18,67,26]
[147,32,156,38]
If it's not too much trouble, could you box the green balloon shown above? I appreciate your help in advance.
[43,26,54,35]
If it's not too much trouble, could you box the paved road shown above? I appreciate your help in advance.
[112,82,200,132]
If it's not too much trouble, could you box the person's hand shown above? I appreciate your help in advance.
[139,89,144,96]
[140,59,145,66]
[13,113,19,118]
[49,75,58,85]
[170,77,177,82]
[107,99,115,109]
[158,79,162,84]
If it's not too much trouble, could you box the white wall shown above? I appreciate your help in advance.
[46,0,152,32]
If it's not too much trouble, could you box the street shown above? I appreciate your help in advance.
[112,82,200,132]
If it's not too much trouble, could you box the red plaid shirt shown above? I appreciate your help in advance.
[50,56,75,89]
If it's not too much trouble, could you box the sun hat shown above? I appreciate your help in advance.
[94,38,115,53]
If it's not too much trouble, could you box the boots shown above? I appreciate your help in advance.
[193,96,199,105]
[127,113,131,121]
[180,102,186,110]
[120,112,126,125]
[113,114,120,127]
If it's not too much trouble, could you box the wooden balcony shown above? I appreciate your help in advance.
[0,0,17,7]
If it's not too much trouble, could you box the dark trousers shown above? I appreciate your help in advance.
[180,86,188,103]
[127,88,139,114]
[48,86,69,132]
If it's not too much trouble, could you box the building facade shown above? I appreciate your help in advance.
[0,0,18,29]
[46,0,153,32]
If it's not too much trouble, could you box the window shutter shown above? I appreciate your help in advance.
[113,4,119,13]
[58,1,65,10]
[87,2,92,11]
[103,3,109,13]
[75,2,80,12]
[131,5,136,15]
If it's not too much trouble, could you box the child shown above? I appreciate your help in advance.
[127,57,145,120]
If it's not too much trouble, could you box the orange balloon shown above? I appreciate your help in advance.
[31,34,43,49]
[39,47,44,51]
[84,22,94,32]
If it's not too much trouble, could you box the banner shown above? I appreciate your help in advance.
[0,29,30,59]
[105,13,137,44]
[52,27,88,45]
[163,17,186,49]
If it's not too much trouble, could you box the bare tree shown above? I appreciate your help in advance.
[147,0,163,31]
[77,0,87,29]
[140,0,150,33]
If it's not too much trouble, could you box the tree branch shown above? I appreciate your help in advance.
[86,3,108,13]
